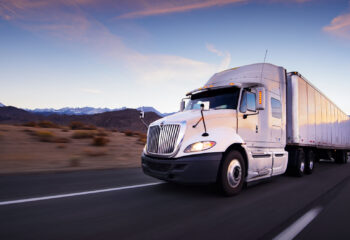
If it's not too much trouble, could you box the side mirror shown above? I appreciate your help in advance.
[200,102,210,111]
[180,100,186,112]
[256,87,266,110]
[140,111,145,119]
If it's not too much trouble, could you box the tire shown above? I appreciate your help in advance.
[335,151,347,164]
[287,148,305,177]
[305,150,315,175]
[218,150,246,196]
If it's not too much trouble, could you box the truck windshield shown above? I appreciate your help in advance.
[185,87,240,110]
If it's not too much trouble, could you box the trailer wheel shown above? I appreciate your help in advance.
[305,150,315,174]
[288,148,305,177]
[335,151,347,164]
[218,150,245,196]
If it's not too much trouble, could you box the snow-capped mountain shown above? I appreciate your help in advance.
[28,107,125,116]
[0,102,5,107]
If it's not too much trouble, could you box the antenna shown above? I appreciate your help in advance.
[260,49,268,83]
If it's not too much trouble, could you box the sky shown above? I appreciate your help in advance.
[0,0,349,114]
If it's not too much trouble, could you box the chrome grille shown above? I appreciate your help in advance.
[147,124,181,155]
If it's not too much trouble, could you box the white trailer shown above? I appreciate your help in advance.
[141,63,350,196]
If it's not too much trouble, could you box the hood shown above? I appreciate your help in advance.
[151,109,236,127]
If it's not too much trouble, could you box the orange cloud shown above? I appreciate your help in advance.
[324,13,350,39]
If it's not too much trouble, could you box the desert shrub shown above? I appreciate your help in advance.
[92,136,109,146]
[96,130,108,137]
[83,125,97,130]
[71,130,96,139]
[23,129,34,134]
[38,121,59,128]
[70,121,85,130]
[60,127,70,132]
[138,136,147,144]
[123,130,134,136]
[111,129,118,132]
[70,121,97,130]
[34,130,55,142]
[23,122,37,127]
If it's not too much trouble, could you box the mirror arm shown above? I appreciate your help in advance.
[139,111,149,128]
[243,110,259,119]
[200,108,209,137]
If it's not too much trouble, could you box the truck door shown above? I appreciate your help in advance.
[238,88,273,176]
[270,95,286,175]
[270,96,282,143]
[237,89,259,145]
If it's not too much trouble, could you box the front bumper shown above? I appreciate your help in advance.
[141,152,223,183]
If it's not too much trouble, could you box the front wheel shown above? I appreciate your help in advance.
[218,150,246,196]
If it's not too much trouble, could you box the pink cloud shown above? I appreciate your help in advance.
[323,13,350,40]
[116,0,246,19]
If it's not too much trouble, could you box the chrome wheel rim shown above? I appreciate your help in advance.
[300,161,305,172]
[309,160,314,170]
[227,159,242,188]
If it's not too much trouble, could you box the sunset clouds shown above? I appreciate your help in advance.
[0,0,349,113]
[116,0,245,19]
[324,13,350,40]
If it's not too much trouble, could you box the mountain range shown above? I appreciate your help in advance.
[0,106,161,132]
[26,106,171,117]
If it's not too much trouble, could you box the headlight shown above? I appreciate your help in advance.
[184,141,216,153]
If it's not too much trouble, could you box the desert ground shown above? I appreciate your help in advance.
[0,124,146,174]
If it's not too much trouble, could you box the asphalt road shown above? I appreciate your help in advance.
[1,161,350,240]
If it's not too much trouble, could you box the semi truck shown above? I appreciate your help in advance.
[141,63,350,196]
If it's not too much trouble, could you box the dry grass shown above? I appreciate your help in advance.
[34,130,55,142]
[0,124,145,174]
[122,130,146,144]
[123,130,134,136]
[61,127,70,132]
[71,130,96,139]
[37,121,59,128]
[92,136,109,146]
[23,122,37,127]
[70,121,97,130]
[32,130,70,143]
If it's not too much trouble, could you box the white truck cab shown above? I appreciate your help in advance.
[141,63,349,196]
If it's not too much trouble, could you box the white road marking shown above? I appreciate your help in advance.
[273,207,323,240]
[0,182,163,206]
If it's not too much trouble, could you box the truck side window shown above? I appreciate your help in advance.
[240,91,247,113]
[247,92,256,112]
[240,90,256,112]
[271,98,282,119]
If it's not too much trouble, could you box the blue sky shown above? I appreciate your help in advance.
[0,0,349,113]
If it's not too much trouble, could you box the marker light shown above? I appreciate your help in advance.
[184,141,216,153]
[229,83,235,86]
[259,91,262,105]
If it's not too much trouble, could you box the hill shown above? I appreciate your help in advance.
[27,106,169,116]
[0,107,161,132]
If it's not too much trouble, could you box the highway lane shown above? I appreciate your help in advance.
[0,162,350,240]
